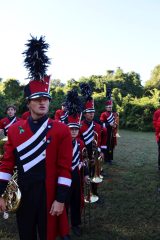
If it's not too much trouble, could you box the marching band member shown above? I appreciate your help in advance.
[100,88,118,164]
[0,36,72,240]
[153,108,160,170]
[54,102,68,123]
[79,83,103,201]
[0,105,20,136]
[65,89,89,237]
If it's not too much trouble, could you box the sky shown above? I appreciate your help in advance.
[0,0,160,85]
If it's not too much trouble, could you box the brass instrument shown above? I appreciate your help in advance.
[2,168,21,219]
[91,133,103,184]
[0,130,7,157]
[82,147,99,203]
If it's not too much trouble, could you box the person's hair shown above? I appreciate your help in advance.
[5,105,16,114]
[61,102,66,107]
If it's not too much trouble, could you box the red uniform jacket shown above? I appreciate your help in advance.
[0,116,20,135]
[100,111,118,146]
[79,120,102,151]
[0,118,72,240]
[21,111,31,120]
[153,109,160,142]
[54,109,68,122]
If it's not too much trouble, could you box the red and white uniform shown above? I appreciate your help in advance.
[100,111,118,146]
[54,109,68,123]
[79,120,102,152]
[153,109,160,142]
[0,118,72,240]
[0,116,20,136]
[21,111,31,120]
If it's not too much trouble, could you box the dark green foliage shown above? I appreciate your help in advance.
[49,88,66,118]
[145,65,160,91]
[2,79,24,117]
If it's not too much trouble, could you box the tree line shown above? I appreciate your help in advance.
[0,65,160,131]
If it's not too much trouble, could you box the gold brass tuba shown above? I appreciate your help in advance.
[2,167,21,219]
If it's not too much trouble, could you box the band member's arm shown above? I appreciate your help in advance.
[101,127,107,151]
[56,125,72,203]
[0,131,15,211]
[50,125,72,216]
[153,111,160,140]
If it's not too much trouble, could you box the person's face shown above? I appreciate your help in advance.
[7,107,16,118]
[28,97,49,119]
[105,106,112,112]
[70,127,79,139]
[62,105,67,111]
[84,112,95,122]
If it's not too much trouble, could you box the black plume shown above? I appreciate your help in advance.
[106,85,112,100]
[22,35,51,80]
[79,83,92,101]
[65,89,82,117]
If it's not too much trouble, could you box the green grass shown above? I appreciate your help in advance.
[1,130,160,240]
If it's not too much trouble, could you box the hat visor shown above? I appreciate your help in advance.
[83,109,95,113]
[68,123,80,128]
[28,92,52,100]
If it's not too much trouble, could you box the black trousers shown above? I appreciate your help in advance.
[104,127,114,162]
[16,180,47,240]
[67,168,81,227]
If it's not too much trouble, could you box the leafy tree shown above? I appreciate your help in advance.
[3,79,23,103]
[51,79,65,88]
[103,68,144,98]
[145,65,160,90]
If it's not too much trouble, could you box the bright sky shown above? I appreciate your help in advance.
[0,0,160,85]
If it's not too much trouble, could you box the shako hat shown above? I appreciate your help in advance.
[23,35,51,100]
[105,100,113,107]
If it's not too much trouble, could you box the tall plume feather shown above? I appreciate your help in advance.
[106,85,112,100]
[79,83,92,101]
[65,89,82,117]
[22,35,51,80]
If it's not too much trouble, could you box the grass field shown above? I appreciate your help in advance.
[0,130,160,240]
